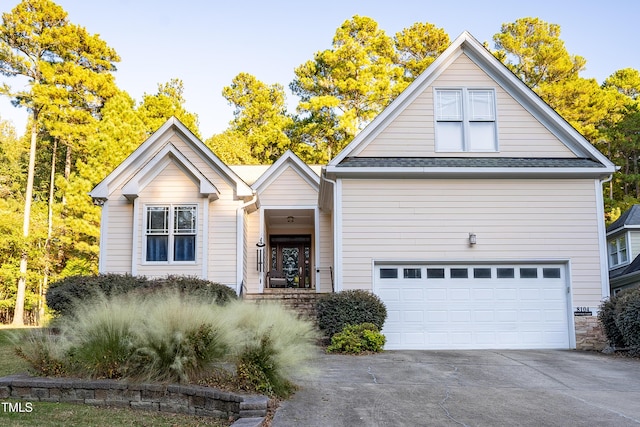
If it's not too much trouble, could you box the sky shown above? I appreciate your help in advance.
[1,0,639,140]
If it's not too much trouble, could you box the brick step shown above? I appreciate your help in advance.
[243,291,327,320]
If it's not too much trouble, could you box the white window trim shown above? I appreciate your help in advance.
[608,233,629,269]
[143,203,198,265]
[434,87,498,152]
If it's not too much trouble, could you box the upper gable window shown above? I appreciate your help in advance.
[435,88,497,152]
[608,235,629,268]
[146,205,197,262]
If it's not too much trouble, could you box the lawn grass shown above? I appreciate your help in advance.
[0,328,231,426]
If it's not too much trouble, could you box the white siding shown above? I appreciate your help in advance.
[258,167,319,205]
[340,178,604,310]
[102,198,133,274]
[356,53,575,158]
[318,209,334,292]
[136,161,203,278]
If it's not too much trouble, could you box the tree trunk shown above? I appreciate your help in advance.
[41,138,58,324]
[13,117,38,326]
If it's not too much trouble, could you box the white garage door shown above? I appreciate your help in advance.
[375,264,570,350]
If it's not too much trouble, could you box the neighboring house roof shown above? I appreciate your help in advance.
[326,31,616,178]
[90,117,253,200]
[607,205,640,235]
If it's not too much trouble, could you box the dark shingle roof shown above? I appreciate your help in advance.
[607,205,640,233]
[337,157,604,168]
[610,253,640,280]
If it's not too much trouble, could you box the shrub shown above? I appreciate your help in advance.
[46,274,147,317]
[46,274,237,317]
[316,290,387,337]
[598,288,640,353]
[13,330,68,377]
[327,323,386,354]
[223,301,318,397]
[236,334,296,397]
[614,288,640,355]
[18,293,316,397]
[598,295,625,348]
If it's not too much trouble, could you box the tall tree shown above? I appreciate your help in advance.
[394,22,449,88]
[493,17,586,88]
[219,72,292,164]
[290,16,402,158]
[0,0,119,325]
[137,78,200,138]
[603,68,640,101]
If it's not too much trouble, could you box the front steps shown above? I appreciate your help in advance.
[243,289,327,320]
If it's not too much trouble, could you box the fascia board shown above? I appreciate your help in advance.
[121,144,219,200]
[606,226,640,237]
[325,165,616,179]
[252,150,320,193]
[329,38,467,166]
[461,40,616,168]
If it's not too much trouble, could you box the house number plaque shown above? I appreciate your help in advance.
[573,307,592,316]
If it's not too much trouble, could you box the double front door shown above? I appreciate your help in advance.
[270,235,311,288]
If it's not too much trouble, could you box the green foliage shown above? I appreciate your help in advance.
[236,333,295,397]
[13,329,69,377]
[224,301,318,397]
[599,288,640,353]
[598,296,625,348]
[45,274,237,317]
[493,17,585,88]
[220,72,293,164]
[316,290,387,337]
[327,323,386,354]
[16,294,316,397]
[138,79,200,138]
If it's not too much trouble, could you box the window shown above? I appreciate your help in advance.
[146,205,196,262]
[380,268,398,279]
[404,268,422,279]
[435,88,497,152]
[608,235,629,268]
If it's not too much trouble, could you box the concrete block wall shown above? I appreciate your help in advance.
[0,374,267,420]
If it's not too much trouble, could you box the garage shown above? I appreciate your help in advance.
[374,263,571,350]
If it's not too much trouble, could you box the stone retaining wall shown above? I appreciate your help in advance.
[0,374,267,420]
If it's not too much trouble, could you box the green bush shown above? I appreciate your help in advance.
[224,301,318,397]
[598,296,625,348]
[599,288,640,353]
[326,323,386,354]
[46,274,146,317]
[46,274,237,317]
[17,294,316,398]
[316,290,387,337]
[614,289,640,355]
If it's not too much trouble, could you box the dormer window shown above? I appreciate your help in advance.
[435,88,497,152]
[608,235,629,268]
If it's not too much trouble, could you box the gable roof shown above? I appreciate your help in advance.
[251,150,320,193]
[607,205,640,235]
[90,117,253,201]
[327,31,616,178]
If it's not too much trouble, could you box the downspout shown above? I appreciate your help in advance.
[323,172,340,293]
[237,192,258,296]
[597,174,614,300]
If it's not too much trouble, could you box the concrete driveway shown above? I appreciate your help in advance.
[272,350,640,426]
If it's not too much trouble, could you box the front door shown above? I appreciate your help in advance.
[270,235,311,288]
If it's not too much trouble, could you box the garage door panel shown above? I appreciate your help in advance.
[376,263,570,350]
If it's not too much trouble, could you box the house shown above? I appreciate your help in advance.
[90,32,616,351]
[606,205,640,295]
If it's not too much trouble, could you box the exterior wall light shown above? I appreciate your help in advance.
[469,233,477,246]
